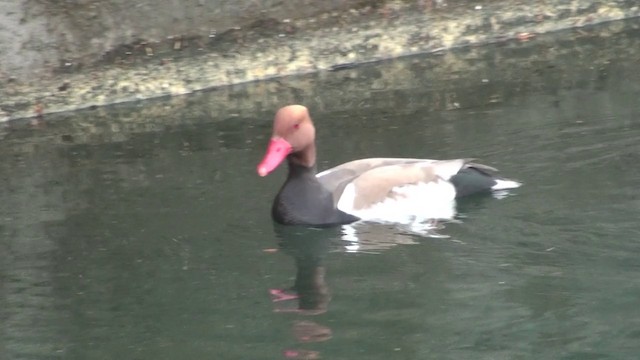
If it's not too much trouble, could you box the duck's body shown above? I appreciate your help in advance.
[258,105,520,227]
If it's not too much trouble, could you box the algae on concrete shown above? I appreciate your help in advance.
[0,0,639,121]
[3,18,639,147]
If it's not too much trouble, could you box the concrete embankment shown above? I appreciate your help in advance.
[1,0,638,121]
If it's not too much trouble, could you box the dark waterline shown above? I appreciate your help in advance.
[2,21,640,359]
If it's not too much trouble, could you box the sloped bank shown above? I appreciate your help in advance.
[0,0,638,122]
[2,18,639,147]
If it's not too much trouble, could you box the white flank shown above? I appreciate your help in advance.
[337,179,457,225]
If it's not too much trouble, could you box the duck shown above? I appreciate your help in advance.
[257,105,520,227]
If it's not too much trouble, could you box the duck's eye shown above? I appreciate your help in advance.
[293,123,300,130]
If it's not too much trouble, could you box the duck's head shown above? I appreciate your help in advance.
[257,105,316,176]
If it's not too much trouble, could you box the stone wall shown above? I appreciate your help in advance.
[1,0,639,121]
[0,0,365,79]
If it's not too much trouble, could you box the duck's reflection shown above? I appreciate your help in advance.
[269,222,451,359]
[266,192,514,358]
[271,225,337,359]
[271,225,334,314]
[339,221,444,253]
[336,192,512,251]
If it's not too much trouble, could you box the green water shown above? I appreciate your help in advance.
[2,23,640,360]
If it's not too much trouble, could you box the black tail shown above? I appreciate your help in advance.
[450,167,497,198]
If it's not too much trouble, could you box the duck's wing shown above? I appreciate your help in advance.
[317,158,479,208]
[317,158,433,189]
[338,159,471,211]
[316,158,432,203]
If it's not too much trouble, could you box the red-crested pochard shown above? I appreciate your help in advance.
[257,105,521,226]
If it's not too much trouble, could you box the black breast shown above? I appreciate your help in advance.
[272,162,359,226]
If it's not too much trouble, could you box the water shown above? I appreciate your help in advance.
[2,21,640,359]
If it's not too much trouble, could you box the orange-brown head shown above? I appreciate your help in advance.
[257,105,317,176]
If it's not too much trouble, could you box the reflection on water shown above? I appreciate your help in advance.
[271,226,333,315]
[2,21,640,360]
[270,226,334,358]
[342,223,421,253]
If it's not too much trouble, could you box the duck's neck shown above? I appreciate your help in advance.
[287,142,317,172]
